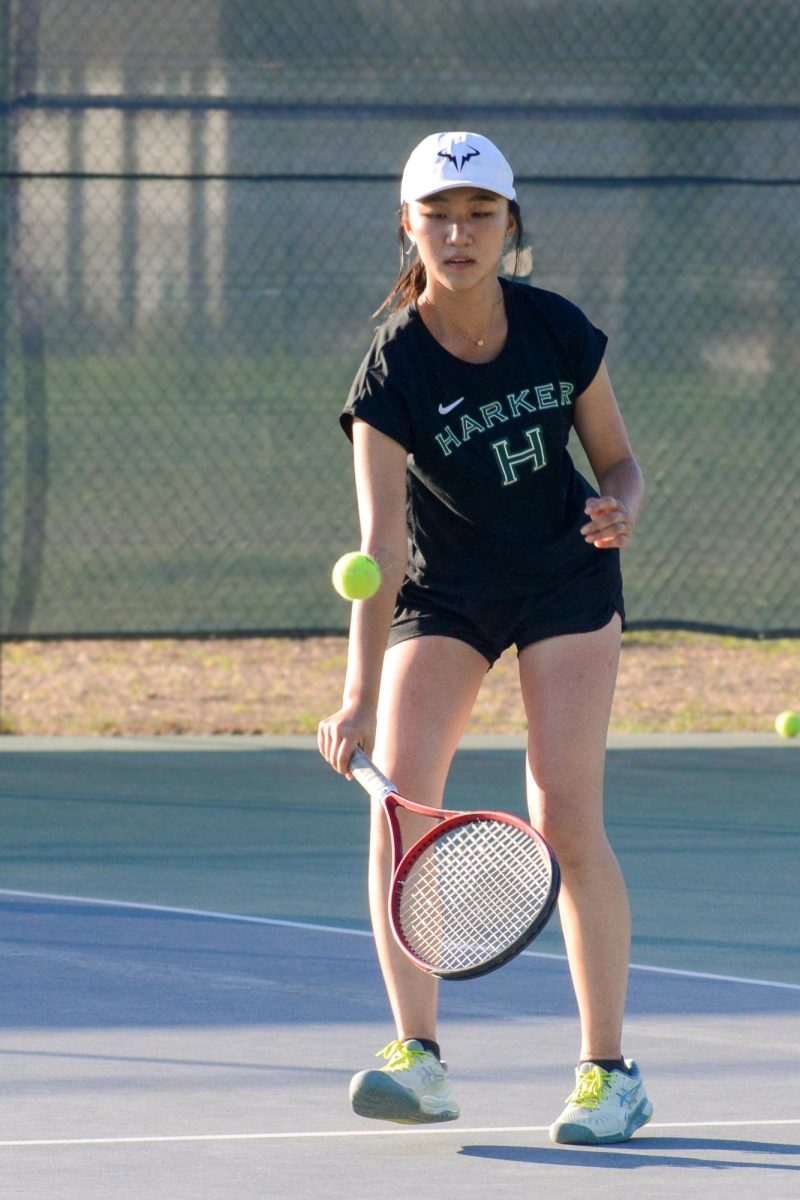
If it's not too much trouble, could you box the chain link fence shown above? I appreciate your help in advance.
[1,0,798,639]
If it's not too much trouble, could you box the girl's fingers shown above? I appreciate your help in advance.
[581,497,633,547]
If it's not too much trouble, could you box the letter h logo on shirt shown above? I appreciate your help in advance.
[491,426,548,485]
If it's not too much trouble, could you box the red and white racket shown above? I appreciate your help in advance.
[350,748,560,981]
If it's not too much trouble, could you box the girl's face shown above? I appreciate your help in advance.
[404,187,514,294]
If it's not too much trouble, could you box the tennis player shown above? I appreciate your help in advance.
[318,131,652,1145]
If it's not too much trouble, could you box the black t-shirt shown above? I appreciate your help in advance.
[341,278,618,601]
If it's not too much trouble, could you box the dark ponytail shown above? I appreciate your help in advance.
[373,199,525,319]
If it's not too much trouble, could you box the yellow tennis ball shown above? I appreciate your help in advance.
[331,552,382,601]
[775,710,800,738]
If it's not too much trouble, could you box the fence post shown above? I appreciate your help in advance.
[0,0,11,724]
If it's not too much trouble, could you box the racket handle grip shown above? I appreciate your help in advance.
[349,747,395,802]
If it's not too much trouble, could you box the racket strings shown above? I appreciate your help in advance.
[397,818,553,972]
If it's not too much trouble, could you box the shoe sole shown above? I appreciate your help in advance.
[549,1099,654,1145]
[350,1071,460,1125]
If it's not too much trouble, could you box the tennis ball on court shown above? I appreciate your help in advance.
[775,710,800,738]
[331,552,382,601]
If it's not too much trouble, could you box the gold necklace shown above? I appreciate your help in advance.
[420,292,504,349]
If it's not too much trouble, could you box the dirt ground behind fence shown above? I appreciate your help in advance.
[2,631,797,737]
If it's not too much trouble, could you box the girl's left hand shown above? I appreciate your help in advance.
[581,496,635,549]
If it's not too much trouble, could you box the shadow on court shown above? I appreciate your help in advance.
[460,1136,800,1170]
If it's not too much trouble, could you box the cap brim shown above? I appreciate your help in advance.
[403,179,516,203]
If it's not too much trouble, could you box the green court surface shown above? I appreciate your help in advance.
[0,735,798,1198]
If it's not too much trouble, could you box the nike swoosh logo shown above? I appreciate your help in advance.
[438,397,465,415]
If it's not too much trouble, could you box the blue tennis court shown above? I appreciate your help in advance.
[0,736,798,1198]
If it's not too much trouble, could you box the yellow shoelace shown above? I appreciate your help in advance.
[376,1040,426,1072]
[565,1065,613,1110]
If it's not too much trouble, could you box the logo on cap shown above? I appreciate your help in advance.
[437,141,480,172]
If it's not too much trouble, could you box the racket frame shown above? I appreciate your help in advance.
[350,748,560,981]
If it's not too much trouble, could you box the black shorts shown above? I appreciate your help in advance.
[388,569,625,668]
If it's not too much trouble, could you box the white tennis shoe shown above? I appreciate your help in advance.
[549,1061,653,1144]
[349,1039,460,1124]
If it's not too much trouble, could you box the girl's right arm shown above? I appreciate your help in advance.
[317,419,409,777]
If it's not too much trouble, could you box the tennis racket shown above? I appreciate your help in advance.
[349,747,560,981]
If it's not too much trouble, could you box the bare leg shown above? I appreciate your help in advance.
[519,615,629,1060]
[370,635,489,1042]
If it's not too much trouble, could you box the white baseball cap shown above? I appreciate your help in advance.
[401,131,516,203]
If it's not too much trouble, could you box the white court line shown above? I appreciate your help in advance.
[1,1118,799,1149]
[2,887,800,993]
[0,889,373,940]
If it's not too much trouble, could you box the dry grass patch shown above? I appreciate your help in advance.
[2,631,797,737]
